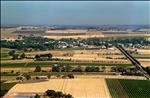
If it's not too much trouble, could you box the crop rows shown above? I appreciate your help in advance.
[106,79,150,98]
[119,79,150,98]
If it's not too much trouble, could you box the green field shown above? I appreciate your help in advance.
[135,57,150,59]
[106,79,150,98]
[119,79,150,98]
[1,62,132,68]
[1,53,9,58]
[0,81,17,97]
[0,81,17,90]
[23,72,115,76]
[1,63,26,67]
[1,73,20,76]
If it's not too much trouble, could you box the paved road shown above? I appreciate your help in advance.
[117,45,150,80]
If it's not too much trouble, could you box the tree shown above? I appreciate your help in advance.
[20,53,26,59]
[101,67,106,72]
[8,50,15,56]
[54,91,63,97]
[47,74,51,79]
[16,77,23,80]
[45,90,55,97]
[47,53,53,58]
[35,66,41,72]
[12,54,19,60]
[35,55,40,59]
[68,74,74,79]
[34,94,40,98]
[52,65,60,72]
[145,66,150,75]
[24,75,31,80]
[45,89,73,98]
[11,70,14,73]
[65,94,73,98]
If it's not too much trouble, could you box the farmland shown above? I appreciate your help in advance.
[0,81,17,97]
[1,28,150,98]
[1,62,132,67]
[106,79,150,98]
[6,78,111,98]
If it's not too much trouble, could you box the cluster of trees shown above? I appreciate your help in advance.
[24,75,31,80]
[45,89,73,98]
[145,66,150,75]
[8,50,26,60]
[1,35,149,51]
[111,67,143,76]
[52,65,106,72]
[0,89,8,97]
[1,36,58,51]
[35,53,53,61]
[52,64,72,72]
[85,66,100,72]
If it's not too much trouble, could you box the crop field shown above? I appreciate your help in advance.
[45,29,87,33]
[1,30,44,39]
[137,49,150,54]
[43,34,105,39]
[1,81,17,90]
[23,72,116,76]
[106,79,150,98]
[102,32,129,34]
[105,34,150,37]
[1,63,26,67]
[6,78,111,98]
[43,33,86,36]
[1,62,133,68]
[12,30,45,34]
[0,81,17,97]
[1,76,18,81]
[139,61,150,67]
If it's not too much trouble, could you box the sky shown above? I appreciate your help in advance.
[1,1,150,25]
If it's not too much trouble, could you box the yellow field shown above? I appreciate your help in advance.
[1,30,43,39]
[138,49,150,54]
[43,34,105,39]
[6,78,111,98]
[139,61,150,67]
[1,67,52,72]
[46,29,87,33]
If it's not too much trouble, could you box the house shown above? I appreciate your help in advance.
[37,76,48,79]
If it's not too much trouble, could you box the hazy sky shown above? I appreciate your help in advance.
[1,1,150,25]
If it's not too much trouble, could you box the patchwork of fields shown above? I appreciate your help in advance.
[3,78,150,98]
[6,78,111,98]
